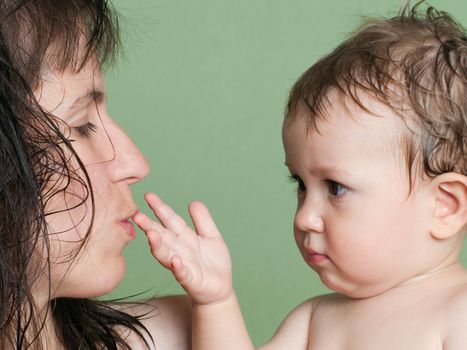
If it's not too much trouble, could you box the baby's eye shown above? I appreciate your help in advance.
[288,174,306,192]
[75,122,97,138]
[326,180,348,197]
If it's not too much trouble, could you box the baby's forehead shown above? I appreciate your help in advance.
[283,94,412,168]
[285,94,407,138]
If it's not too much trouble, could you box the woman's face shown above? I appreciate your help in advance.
[36,60,150,300]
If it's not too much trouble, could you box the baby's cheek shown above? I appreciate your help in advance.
[293,229,303,244]
[328,229,386,276]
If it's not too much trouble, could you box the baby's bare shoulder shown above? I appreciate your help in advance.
[442,282,467,349]
[444,281,467,317]
[261,296,321,349]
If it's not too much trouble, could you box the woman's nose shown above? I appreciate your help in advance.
[294,198,324,234]
[108,121,150,184]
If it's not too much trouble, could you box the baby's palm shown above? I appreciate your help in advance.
[134,193,232,305]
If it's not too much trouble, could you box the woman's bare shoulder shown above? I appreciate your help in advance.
[114,295,192,350]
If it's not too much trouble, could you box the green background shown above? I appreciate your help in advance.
[104,0,467,345]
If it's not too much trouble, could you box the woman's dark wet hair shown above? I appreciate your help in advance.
[0,0,153,348]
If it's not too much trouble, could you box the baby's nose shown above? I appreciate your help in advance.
[294,203,325,233]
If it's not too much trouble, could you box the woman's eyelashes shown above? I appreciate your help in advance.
[75,122,97,137]
[288,175,348,197]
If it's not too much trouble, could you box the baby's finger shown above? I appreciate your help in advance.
[146,230,174,269]
[144,193,190,235]
[134,212,178,254]
[133,211,163,233]
[188,201,221,238]
[171,255,192,286]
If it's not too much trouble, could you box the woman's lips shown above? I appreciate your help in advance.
[120,219,136,238]
[307,253,329,265]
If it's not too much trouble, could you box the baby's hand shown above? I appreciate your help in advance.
[133,193,233,306]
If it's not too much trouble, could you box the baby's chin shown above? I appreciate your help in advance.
[318,271,395,299]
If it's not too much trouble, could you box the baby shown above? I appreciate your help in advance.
[134,3,467,349]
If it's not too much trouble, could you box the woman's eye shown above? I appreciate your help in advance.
[75,122,97,137]
[326,180,348,197]
[288,175,306,192]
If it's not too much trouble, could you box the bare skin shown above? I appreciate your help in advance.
[118,296,192,350]
[134,196,467,350]
[36,296,191,350]
[34,57,192,350]
[133,96,467,349]
[307,265,467,350]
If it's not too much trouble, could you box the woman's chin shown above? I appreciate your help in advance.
[92,259,127,297]
[54,257,127,299]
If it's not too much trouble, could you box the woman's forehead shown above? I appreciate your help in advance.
[36,61,104,116]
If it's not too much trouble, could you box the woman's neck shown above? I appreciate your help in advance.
[39,315,62,349]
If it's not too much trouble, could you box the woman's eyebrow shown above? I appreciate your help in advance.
[70,89,105,108]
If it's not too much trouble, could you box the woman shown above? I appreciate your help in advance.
[0,0,190,349]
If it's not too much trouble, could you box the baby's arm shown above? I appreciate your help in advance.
[133,193,313,350]
[133,193,255,350]
[193,295,314,350]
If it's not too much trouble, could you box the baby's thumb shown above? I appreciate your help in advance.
[171,255,192,286]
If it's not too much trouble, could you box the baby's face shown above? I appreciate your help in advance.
[283,97,439,298]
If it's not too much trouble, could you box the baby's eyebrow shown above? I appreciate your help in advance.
[317,166,351,177]
[285,164,351,178]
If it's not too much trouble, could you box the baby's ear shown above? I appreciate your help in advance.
[429,173,467,240]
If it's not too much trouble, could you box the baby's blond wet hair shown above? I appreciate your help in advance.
[286,2,467,186]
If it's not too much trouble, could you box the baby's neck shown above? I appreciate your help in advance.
[395,262,466,289]
[327,263,467,320]
[369,262,467,302]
